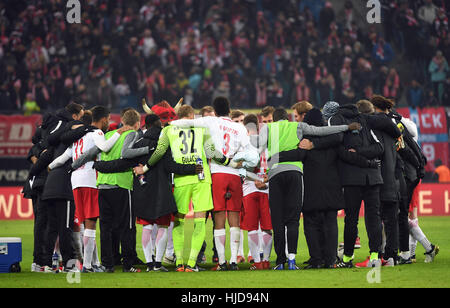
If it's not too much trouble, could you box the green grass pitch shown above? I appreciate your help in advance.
[0,217,449,288]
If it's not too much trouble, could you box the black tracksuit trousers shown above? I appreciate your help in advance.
[343,185,382,257]
[32,191,49,266]
[99,188,135,270]
[381,200,399,259]
[268,171,303,265]
[43,199,75,267]
[303,210,338,267]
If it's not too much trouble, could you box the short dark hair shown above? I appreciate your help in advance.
[145,114,160,129]
[231,109,245,120]
[212,97,231,117]
[273,108,289,122]
[243,114,258,127]
[91,106,110,122]
[80,110,93,126]
[260,106,275,117]
[65,102,83,115]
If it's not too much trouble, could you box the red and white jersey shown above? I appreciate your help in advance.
[243,149,269,197]
[70,129,105,189]
[210,116,253,176]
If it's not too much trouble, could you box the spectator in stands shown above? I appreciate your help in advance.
[424,88,440,106]
[372,37,394,67]
[418,0,439,26]
[383,68,401,100]
[407,80,425,109]
[432,159,450,183]
[0,0,447,114]
[428,50,449,104]
[23,93,40,116]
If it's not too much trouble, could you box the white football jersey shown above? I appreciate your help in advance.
[243,149,269,196]
[70,129,104,189]
[207,116,252,176]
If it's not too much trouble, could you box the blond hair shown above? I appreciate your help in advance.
[292,101,313,115]
[122,109,141,126]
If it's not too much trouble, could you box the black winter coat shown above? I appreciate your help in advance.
[93,126,196,221]
[40,112,87,202]
[372,113,401,202]
[277,139,345,213]
[275,133,379,213]
[330,105,401,187]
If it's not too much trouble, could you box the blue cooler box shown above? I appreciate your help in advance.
[0,237,22,273]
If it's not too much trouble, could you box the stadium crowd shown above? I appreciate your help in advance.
[1,0,449,116]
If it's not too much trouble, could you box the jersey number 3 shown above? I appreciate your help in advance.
[223,133,230,155]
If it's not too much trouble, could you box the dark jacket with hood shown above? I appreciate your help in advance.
[372,112,401,202]
[93,126,196,221]
[39,109,86,201]
[329,104,400,187]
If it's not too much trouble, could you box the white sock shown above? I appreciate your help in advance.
[248,231,261,263]
[238,230,245,257]
[79,224,85,253]
[288,253,296,261]
[409,218,432,252]
[409,235,417,257]
[151,224,158,257]
[262,232,272,262]
[400,251,410,259]
[285,227,289,257]
[258,228,264,256]
[214,229,226,264]
[165,221,174,257]
[142,225,154,264]
[83,229,96,269]
[155,227,168,263]
[229,227,240,264]
[92,243,100,267]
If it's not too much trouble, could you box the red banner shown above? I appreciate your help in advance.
[0,184,449,220]
[0,187,34,220]
[396,107,449,172]
[0,115,42,158]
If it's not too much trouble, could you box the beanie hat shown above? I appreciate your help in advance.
[322,101,340,121]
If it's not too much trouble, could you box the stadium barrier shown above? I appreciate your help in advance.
[0,184,449,220]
